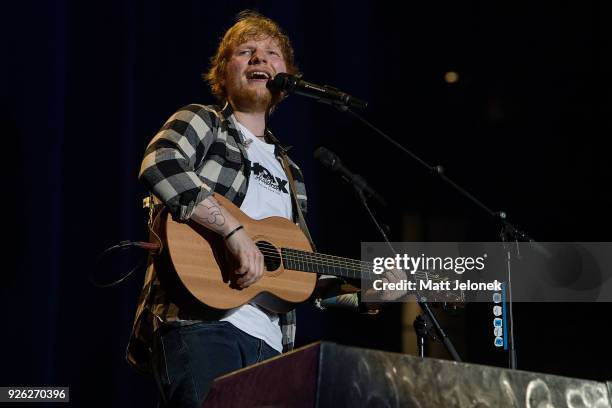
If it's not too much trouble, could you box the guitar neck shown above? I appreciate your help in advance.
[280,248,443,283]
[281,248,372,280]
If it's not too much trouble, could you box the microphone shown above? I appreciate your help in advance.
[267,73,368,110]
[314,147,386,206]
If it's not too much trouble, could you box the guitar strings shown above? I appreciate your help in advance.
[257,247,432,277]
[256,247,370,271]
[251,247,445,282]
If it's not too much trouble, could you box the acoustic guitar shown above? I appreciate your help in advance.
[151,194,460,313]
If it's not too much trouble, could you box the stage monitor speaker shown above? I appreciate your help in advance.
[203,342,611,408]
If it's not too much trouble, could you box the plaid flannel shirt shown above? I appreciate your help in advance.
[126,103,307,375]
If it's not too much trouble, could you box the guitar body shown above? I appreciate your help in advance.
[153,194,318,313]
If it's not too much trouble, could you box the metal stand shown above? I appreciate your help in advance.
[354,187,463,362]
[334,105,538,369]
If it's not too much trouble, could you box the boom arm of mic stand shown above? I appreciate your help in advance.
[336,105,534,369]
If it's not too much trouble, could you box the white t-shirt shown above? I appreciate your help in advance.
[220,121,293,352]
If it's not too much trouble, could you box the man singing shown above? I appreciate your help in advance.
[127,10,402,407]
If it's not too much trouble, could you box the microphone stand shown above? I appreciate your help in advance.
[353,185,463,362]
[335,104,529,369]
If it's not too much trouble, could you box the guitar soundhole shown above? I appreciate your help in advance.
[256,241,281,272]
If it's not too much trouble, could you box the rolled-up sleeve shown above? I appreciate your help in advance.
[139,105,217,222]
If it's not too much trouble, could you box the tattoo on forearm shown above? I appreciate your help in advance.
[203,203,225,227]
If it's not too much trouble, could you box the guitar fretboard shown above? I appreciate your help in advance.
[281,248,373,280]
[280,248,443,283]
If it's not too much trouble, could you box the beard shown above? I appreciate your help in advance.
[225,77,284,113]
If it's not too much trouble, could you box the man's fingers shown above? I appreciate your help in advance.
[374,269,409,301]
[224,227,266,288]
[236,252,265,288]
[235,262,249,275]
[236,270,254,287]
[251,252,261,280]
[386,268,406,283]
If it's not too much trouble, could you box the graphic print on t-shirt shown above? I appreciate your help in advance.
[250,161,289,195]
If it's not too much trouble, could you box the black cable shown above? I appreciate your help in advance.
[91,240,159,288]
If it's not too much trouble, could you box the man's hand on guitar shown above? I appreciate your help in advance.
[366,268,409,302]
[382,268,409,300]
[190,196,265,289]
[225,227,264,288]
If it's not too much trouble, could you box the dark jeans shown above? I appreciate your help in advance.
[151,320,280,408]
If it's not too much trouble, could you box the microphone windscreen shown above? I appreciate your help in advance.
[314,147,338,169]
[267,73,292,92]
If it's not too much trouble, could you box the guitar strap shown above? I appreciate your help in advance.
[280,153,317,252]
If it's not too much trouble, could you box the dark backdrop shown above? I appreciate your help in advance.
[2,1,611,406]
